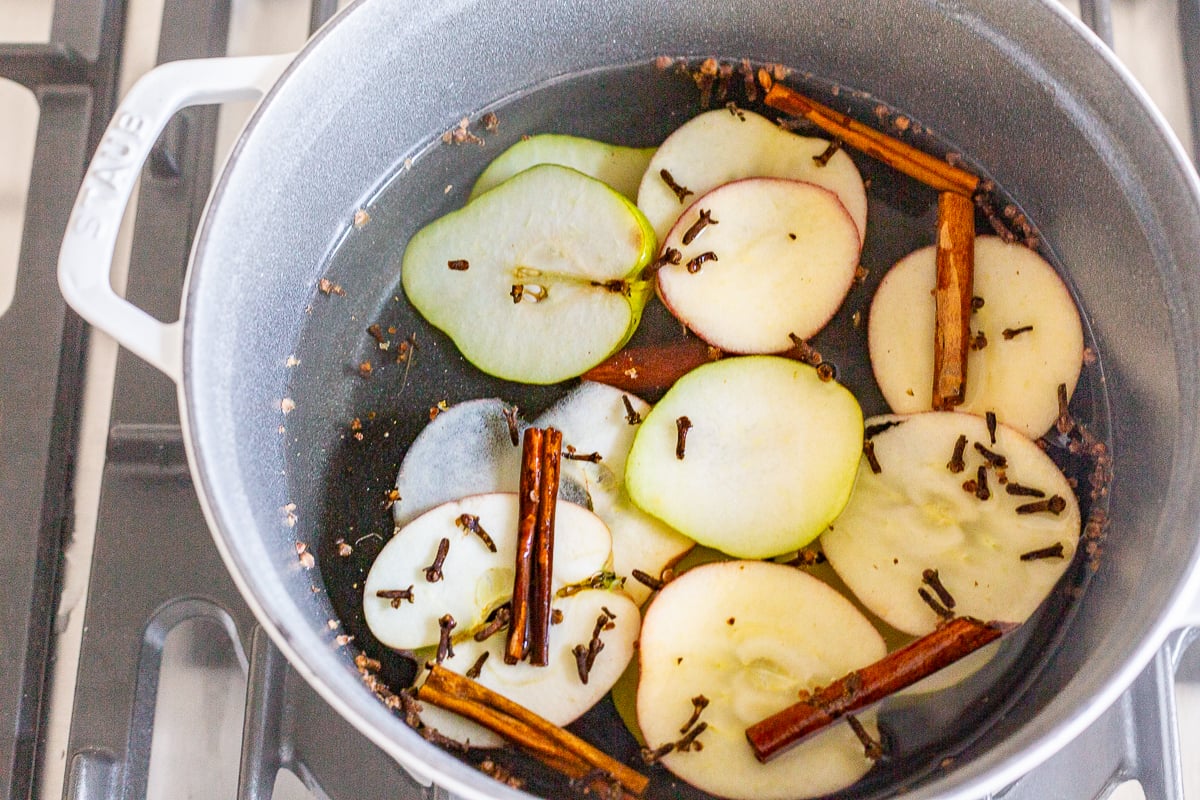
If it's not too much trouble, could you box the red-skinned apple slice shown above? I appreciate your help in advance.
[868,235,1084,438]
[416,588,639,747]
[363,493,612,650]
[656,178,861,353]
[822,412,1081,636]
[625,356,863,559]
[637,561,885,799]
[637,108,867,245]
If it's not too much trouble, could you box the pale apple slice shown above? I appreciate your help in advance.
[626,356,863,559]
[401,164,656,384]
[416,588,639,747]
[469,134,655,202]
[656,178,860,352]
[868,235,1084,438]
[637,561,886,800]
[637,108,867,244]
[534,382,694,605]
[362,493,612,650]
[391,399,588,528]
[822,412,1081,637]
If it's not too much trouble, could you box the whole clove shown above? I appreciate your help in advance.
[465,651,490,679]
[918,587,955,620]
[1005,483,1046,498]
[1020,542,1066,561]
[456,514,497,552]
[622,395,642,425]
[376,586,414,608]
[1016,495,1067,515]
[813,138,843,167]
[631,568,665,591]
[502,405,521,446]
[973,442,1008,468]
[679,695,710,734]
[660,168,694,203]
[863,439,882,474]
[986,410,998,444]
[675,416,693,459]
[974,464,991,500]
[921,568,956,609]
[1002,325,1034,340]
[474,605,512,642]
[641,247,682,280]
[675,721,708,752]
[686,251,718,274]
[845,714,884,761]
[436,614,457,663]
[424,537,450,582]
[682,209,719,245]
[947,434,968,473]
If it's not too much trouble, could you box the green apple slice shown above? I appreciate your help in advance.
[822,412,1081,636]
[469,134,655,202]
[401,164,657,384]
[868,235,1084,438]
[625,356,863,559]
[416,588,640,747]
[637,561,885,800]
[391,399,589,528]
[362,493,612,650]
[636,108,867,244]
[534,382,694,605]
[656,178,861,353]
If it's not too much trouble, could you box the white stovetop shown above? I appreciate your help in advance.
[0,1,1196,799]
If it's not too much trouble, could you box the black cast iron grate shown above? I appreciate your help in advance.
[0,0,1196,799]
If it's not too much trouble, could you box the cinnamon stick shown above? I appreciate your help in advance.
[531,427,563,666]
[762,83,980,197]
[419,665,648,796]
[932,191,976,409]
[745,616,1013,762]
[581,338,722,393]
[506,428,544,664]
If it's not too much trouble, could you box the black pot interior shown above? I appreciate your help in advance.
[182,1,1200,798]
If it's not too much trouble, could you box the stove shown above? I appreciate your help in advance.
[1,1,1197,799]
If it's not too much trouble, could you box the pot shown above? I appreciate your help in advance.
[58,1,1200,798]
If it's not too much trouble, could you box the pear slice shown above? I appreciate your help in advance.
[656,178,861,353]
[415,588,640,747]
[822,412,1081,636]
[534,382,694,605]
[637,561,886,800]
[391,399,588,528]
[625,356,863,559]
[401,164,656,384]
[362,493,612,650]
[469,134,655,202]
[868,235,1084,438]
[637,108,867,244]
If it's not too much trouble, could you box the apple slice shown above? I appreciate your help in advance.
[469,134,655,203]
[822,412,1081,636]
[625,356,863,559]
[636,108,867,244]
[637,561,886,800]
[391,399,588,528]
[362,493,612,650]
[401,164,656,384]
[868,235,1084,438]
[415,588,640,748]
[534,382,694,605]
[656,178,860,352]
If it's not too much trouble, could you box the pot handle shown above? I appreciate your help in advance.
[58,54,294,383]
